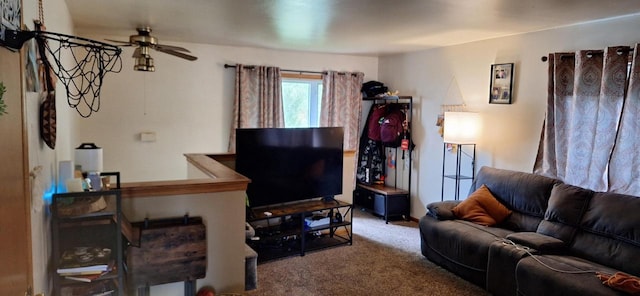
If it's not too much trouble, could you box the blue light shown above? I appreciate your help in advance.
[43,184,56,204]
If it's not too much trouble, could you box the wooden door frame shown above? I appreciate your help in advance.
[0,40,34,296]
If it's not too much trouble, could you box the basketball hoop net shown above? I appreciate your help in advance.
[36,30,123,117]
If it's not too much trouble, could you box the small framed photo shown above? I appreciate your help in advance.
[1,0,21,42]
[489,63,514,104]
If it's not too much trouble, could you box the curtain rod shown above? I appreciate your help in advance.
[223,63,362,76]
[541,48,634,62]
[224,63,325,75]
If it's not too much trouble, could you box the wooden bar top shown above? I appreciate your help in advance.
[119,153,250,199]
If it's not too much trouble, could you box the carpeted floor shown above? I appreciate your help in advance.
[244,209,489,296]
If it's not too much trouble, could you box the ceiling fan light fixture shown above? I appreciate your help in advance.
[134,56,155,72]
[106,26,197,72]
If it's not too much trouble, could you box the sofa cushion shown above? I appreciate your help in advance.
[515,255,625,296]
[506,232,566,253]
[470,166,561,231]
[452,184,512,226]
[503,211,549,234]
[419,215,514,287]
[536,183,593,243]
[570,191,640,276]
[487,240,538,296]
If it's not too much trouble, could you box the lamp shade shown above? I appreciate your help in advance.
[443,112,481,144]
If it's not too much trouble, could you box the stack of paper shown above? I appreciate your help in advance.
[57,247,113,280]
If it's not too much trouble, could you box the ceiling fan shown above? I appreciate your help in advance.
[107,27,197,72]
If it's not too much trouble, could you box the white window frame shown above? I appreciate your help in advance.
[281,75,323,128]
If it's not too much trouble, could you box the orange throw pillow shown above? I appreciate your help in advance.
[452,184,512,226]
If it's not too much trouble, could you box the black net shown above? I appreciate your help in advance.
[37,31,122,117]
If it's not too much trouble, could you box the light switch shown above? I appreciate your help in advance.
[140,132,156,142]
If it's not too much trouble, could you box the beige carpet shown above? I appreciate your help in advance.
[244,209,489,296]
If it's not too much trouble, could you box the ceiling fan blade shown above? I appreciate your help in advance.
[132,47,142,58]
[105,39,134,46]
[155,44,191,53]
[154,47,198,61]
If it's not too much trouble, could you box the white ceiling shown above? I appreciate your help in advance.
[65,0,640,56]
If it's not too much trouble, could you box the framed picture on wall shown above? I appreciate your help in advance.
[0,0,21,43]
[489,63,514,104]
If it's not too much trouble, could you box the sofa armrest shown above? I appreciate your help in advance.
[505,232,566,253]
[426,201,461,220]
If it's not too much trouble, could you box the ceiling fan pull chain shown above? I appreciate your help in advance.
[38,0,44,24]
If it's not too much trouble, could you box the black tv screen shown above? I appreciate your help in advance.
[236,127,344,208]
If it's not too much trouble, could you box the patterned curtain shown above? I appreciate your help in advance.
[609,44,640,195]
[320,71,364,150]
[228,64,284,152]
[534,46,629,192]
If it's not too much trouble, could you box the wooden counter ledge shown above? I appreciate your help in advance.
[119,153,250,199]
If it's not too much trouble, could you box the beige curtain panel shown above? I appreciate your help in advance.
[535,44,640,196]
[228,64,284,153]
[320,71,365,150]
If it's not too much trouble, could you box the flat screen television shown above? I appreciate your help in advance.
[236,127,344,208]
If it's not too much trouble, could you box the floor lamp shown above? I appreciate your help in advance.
[442,112,480,200]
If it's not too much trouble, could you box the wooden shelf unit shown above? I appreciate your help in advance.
[354,183,410,223]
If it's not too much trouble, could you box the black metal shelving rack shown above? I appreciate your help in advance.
[51,189,125,296]
[355,96,413,223]
[247,199,353,263]
[441,143,476,201]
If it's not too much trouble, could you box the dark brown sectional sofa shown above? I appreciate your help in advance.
[419,166,640,296]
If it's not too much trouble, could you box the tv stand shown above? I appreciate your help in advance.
[247,199,352,263]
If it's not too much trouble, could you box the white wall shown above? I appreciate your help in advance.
[72,40,378,182]
[378,14,640,218]
[121,191,246,295]
[22,0,76,294]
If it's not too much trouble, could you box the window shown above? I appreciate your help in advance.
[282,78,323,128]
